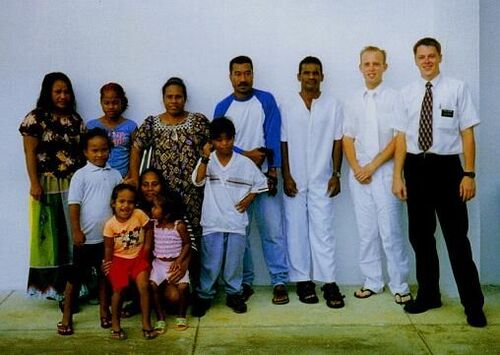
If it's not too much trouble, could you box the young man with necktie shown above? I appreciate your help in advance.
[343,46,411,304]
[392,37,486,327]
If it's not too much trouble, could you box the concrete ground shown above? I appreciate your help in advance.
[0,285,498,354]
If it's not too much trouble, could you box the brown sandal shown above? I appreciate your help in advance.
[111,328,127,340]
[100,316,112,329]
[57,321,73,336]
[272,284,290,305]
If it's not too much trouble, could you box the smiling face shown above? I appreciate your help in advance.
[140,171,163,203]
[51,80,71,111]
[100,89,123,121]
[230,63,254,99]
[112,188,136,222]
[415,44,442,81]
[163,84,186,116]
[359,49,387,89]
[84,135,110,167]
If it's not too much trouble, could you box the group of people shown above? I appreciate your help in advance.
[19,36,487,341]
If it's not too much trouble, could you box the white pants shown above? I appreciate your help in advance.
[283,183,336,283]
[349,170,410,294]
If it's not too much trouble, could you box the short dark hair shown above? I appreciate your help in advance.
[36,72,76,113]
[100,82,128,113]
[210,117,236,140]
[162,77,187,100]
[81,127,113,151]
[298,56,323,75]
[229,56,253,73]
[413,37,441,55]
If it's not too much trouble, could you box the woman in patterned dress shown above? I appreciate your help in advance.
[129,77,209,284]
[20,72,86,300]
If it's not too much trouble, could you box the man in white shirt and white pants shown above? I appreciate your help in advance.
[281,56,345,308]
[343,46,411,304]
[393,37,486,327]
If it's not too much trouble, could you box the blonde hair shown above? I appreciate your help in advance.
[359,46,387,64]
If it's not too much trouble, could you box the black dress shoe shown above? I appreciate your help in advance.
[191,297,211,317]
[226,294,247,314]
[403,299,442,314]
[466,309,487,327]
[241,283,254,302]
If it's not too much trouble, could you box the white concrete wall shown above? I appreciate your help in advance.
[479,0,500,285]
[1,0,493,293]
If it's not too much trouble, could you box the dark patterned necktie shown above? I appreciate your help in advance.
[418,82,433,151]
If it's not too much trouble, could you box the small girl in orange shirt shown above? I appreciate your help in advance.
[103,184,157,340]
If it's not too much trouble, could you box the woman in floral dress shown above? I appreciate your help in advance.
[129,77,209,283]
[20,72,86,299]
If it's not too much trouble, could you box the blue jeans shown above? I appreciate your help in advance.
[197,232,246,299]
[243,193,289,286]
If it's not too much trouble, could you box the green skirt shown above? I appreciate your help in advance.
[27,176,72,300]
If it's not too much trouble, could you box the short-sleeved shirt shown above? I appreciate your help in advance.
[19,109,86,178]
[397,75,480,155]
[87,118,137,177]
[192,152,268,235]
[103,209,150,259]
[68,162,122,244]
[280,94,343,187]
[344,84,403,172]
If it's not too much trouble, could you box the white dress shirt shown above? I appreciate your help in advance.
[397,74,479,155]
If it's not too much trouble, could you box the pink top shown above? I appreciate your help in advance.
[153,220,183,259]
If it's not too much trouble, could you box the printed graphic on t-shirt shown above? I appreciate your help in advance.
[113,226,142,250]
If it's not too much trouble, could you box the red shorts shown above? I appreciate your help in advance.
[108,250,150,292]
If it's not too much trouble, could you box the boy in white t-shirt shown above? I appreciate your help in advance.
[191,117,268,316]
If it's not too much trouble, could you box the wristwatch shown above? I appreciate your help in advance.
[463,171,476,178]
[332,171,342,178]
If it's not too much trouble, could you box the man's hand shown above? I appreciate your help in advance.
[283,173,298,197]
[327,176,341,197]
[244,148,266,167]
[354,163,376,184]
[459,176,476,202]
[392,176,407,201]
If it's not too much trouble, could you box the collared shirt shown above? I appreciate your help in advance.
[344,83,403,171]
[192,152,268,235]
[280,93,343,188]
[68,162,122,244]
[397,74,479,155]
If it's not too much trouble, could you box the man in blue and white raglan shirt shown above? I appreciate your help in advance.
[213,55,289,305]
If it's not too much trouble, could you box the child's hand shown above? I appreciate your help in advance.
[101,260,112,276]
[202,142,213,158]
[73,230,86,247]
[30,182,44,201]
[235,194,255,213]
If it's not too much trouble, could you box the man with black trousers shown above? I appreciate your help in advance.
[392,37,486,327]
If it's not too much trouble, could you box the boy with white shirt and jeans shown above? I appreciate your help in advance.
[191,117,268,316]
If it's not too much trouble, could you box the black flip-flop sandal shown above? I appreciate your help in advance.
[354,288,376,299]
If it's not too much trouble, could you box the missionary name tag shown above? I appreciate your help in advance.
[441,109,454,118]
